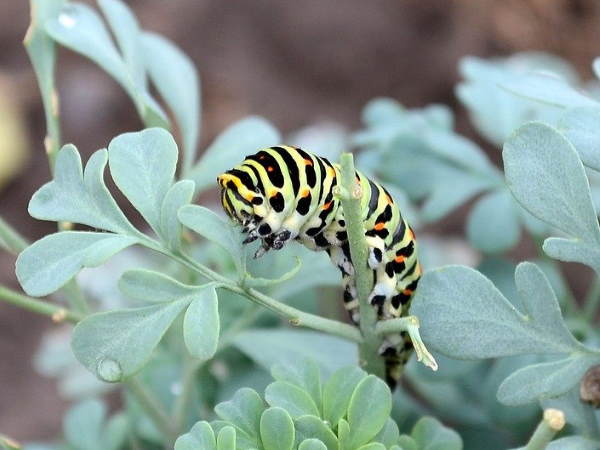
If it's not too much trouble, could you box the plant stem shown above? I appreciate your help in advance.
[338,153,385,377]
[0,215,28,254]
[524,409,565,450]
[584,277,600,320]
[125,377,177,448]
[0,284,83,323]
[375,317,437,370]
[172,355,202,434]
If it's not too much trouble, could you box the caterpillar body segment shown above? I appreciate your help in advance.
[217,145,421,388]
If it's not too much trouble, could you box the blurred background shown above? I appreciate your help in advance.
[2,0,600,442]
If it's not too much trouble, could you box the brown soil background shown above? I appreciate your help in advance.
[2,0,600,441]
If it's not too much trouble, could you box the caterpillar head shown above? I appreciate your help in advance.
[216,171,264,226]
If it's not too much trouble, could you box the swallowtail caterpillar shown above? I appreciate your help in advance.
[217,145,420,387]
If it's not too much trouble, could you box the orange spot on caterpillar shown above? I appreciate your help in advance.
[304,159,313,166]
[402,289,413,296]
[267,166,274,172]
[301,188,310,198]
[374,222,385,231]
[322,201,333,210]
[394,255,405,263]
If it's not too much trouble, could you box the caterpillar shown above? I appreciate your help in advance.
[217,145,420,388]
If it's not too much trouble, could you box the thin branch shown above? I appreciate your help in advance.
[524,409,565,450]
[0,215,28,254]
[0,284,83,323]
[338,153,385,377]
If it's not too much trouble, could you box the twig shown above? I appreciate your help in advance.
[0,215,28,254]
[0,284,83,323]
[524,409,565,450]
[338,153,386,377]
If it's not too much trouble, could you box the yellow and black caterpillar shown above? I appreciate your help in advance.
[217,145,420,387]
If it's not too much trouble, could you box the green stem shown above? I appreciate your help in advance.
[125,377,177,448]
[0,284,83,323]
[524,409,565,450]
[338,153,385,377]
[584,277,600,320]
[0,215,28,254]
[375,317,437,370]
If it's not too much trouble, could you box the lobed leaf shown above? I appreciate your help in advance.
[298,439,328,450]
[294,416,338,450]
[265,381,320,419]
[411,416,463,450]
[29,145,136,235]
[119,269,201,303]
[141,32,200,175]
[347,375,392,448]
[410,263,581,359]
[174,421,216,450]
[216,426,236,450]
[322,366,367,427]
[557,106,600,171]
[160,180,195,251]
[214,388,265,446]
[108,128,178,236]
[189,116,280,195]
[271,359,322,415]
[72,299,189,382]
[17,231,137,297]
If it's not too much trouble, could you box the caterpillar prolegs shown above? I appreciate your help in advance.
[217,145,421,388]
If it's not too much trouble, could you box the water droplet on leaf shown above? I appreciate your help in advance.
[58,6,77,29]
[97,358,122,382]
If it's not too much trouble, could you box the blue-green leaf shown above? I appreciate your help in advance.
[29,145,136,234]
[411,263,582,359]
[160,180,195,251]
[260,407,295,450]
[467,188,520,253]
[322,366,367,427]
[189,116,280,195]
[557,107,600,171]
[72,300,189,382]
[294,416,338,450]
[183,286,220,359]
[547,436,599,450]
[347,375,391,447]
[411,416,462,450]
[503,122,600,244]
[271,359,322,413]
[214,388,265,446]
[64,399,105,450]
[216,426,236,450]
[119,269,201,303]
[497,354,600,405]
[178,205,244,273]
[17,231,137,297]
[265,381,320,419]
[298,439,327,450]
[108,128,178,235]
[232,329,356,378]
[141,32,200,175]
[175,421,216,450]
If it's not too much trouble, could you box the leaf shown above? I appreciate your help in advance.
[557,107,600,171]
[216,426,236,450]
[141,32,200,175]
[410,263,582,359]
[411,416,463,450]
[265,381,320,419]
[16,231,137,297]
[175,421,216,450]
[373,419,400,448]
[108,128,178,235]
[542,387,599,436]
[183,286,220,359]
[497,354,600,405]
[322,366,367,426]
[232,329,356,378]
[298,439,327,450]
[214,388,265,446]
[271,359,322,414]
[547,436,600,450]
[336,419,351,450]
[189,116,280,194]
[45,2,167,127]
[503,122,600,244]
[29,145,136,234]
[72,299,189,382]
[160,180,195,251]
[294,416,338,450]
[347,375,392,447]
[178,205,244,273]
[260,407,295,450]
[499,72,597,109]
[543,238,600,274]
[356,444,386,450]
[119,269,201,303]
[467,188,521,253]
[64,399,105,450]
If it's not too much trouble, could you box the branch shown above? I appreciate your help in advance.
[524,409,565,450]
[375,317,437,371]
[0,215,28,254]
[0,284,83,323]
[338,153,386,377]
